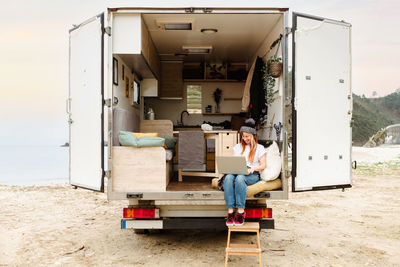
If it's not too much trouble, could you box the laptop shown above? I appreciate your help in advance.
[216,156,249,175]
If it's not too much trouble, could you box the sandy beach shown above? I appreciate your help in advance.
[1,146,400,266]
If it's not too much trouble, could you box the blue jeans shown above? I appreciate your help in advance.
[223,173,260,209]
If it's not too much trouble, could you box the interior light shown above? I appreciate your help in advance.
[201,28,218,34]
[164,23,192,30]
[156,20,193,31]
[182,46,212,54]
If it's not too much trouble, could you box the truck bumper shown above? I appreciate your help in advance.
[122,218,274,230]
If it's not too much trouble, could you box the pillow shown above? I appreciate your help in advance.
[247,179,282,197]
[211,178,282,197]
[138,136,165,147]
[119,131,139,146]
[164,136,178,149]
[119,131,165,147]
[132,132,158,138]
[260,141,281,181]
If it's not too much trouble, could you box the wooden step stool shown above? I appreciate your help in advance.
[225,222,262,267]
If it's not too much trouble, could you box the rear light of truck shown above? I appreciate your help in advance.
[245,208,272,218]
[123,208,160,219]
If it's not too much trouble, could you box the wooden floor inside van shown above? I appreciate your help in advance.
[166,177,218,191]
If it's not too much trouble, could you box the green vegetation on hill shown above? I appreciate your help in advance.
[352,92,400,146]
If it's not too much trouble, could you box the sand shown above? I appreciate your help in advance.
[1,146,399,267]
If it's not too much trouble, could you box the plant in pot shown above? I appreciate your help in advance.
[267,56,283,78]
[262,57,281,106]
[213,88,223,113]
[259,57,280,127]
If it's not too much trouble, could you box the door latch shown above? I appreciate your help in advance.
[285,27,292,36]
[104,98,112,107]
[104,26,111,36]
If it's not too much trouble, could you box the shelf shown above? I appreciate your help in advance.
[202,113,240,115]
[184,79,245,83]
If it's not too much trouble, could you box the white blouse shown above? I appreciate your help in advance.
[233,143,266,169]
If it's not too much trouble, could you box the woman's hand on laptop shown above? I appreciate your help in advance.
[248,167,255,174]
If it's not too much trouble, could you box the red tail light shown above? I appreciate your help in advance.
[123,208,159,219]
[245,208,272,218]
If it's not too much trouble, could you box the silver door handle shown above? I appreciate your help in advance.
[66,98,71,115]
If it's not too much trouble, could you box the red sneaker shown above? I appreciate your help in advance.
[234,212,246,226]
[226,212,235,226]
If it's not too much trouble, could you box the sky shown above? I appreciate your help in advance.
[0,0,399,146]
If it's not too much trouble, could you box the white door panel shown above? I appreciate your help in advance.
[292,13,352,191]
[69,14,104,191]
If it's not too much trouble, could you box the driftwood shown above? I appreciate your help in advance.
[64,245,85,255]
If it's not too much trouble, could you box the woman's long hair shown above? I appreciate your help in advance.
[240,133,258,163]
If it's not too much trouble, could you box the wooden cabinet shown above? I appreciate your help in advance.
[141,20,160,79]
[220,132,237,156]
[141,78,158,97]
[159,61,183,99]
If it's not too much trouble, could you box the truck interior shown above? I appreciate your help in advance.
[109,10,288,199]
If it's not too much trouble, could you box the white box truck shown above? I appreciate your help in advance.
[68,7,352,232]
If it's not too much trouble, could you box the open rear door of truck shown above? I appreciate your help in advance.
[292,13,352,192]
[68,14,105,192]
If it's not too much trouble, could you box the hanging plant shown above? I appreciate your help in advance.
[262,56,281,106]
[268,57,283,78]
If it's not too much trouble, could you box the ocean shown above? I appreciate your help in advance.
[0,146,69,185]
[0,146,108,186]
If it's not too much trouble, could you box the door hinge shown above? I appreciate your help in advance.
[104,170,111,178]
[104,98,112,107]
[285,170,291,178]
[293,97,298,110]
[285,27,292,36]
[185,7,195,13]
[104,26,111,36]
[203,8,212,13]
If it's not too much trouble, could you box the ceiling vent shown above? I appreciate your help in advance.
[156,20,193,31]
[182,46,213,54]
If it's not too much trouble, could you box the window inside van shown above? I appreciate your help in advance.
[133,80,140,104]
[187,85,202,114]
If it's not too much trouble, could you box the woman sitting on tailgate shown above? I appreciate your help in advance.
[224,118,266,226]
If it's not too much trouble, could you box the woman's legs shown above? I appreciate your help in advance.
[223,174,236,212]
[234,173,260,211]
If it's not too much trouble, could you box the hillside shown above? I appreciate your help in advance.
[352,92,400,145]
